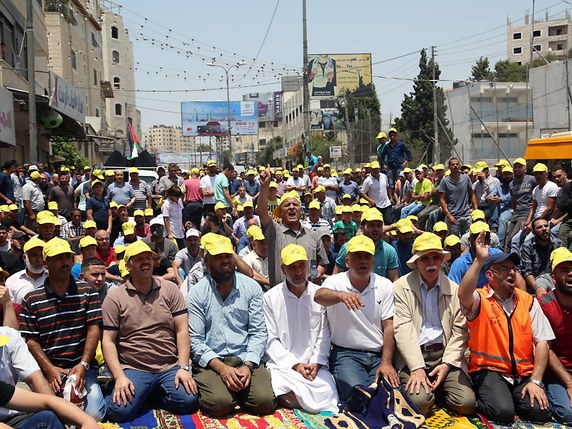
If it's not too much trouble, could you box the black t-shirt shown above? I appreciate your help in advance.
[0,380,15,407]
[153,257,171,277]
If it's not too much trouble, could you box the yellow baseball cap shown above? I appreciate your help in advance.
[23,237,45,253]
[342,193,352,200]
[206,160,217,167]
[406,215,418,222]
[363,208,384,223]
[129,167,139,174]
[502,166,514,174]
[250,227,265,241]
[36,211,59,225]
[351,204,362,212]
[355,168,362,173]
[84,165,91,171]
[323,164,331,169]
[475,161,488,170]
[122,222,135,235]
[314,185,326,193]
[346,235,375,255]
[433,221,449,233]
[342,205,353,213]
[144,208,154,216]
[471,209,486,222]
[370,161,381,169]
[342,168,353,175]
[246,170,256,176]
[494,159,509,167]
[92,170,104,180]
[532,163,548,173]
[110,202,119,209]
[30,171,41,180]
[470,221,491,235]
[134,209,145,217]
[246,225,263,240]
[388,127,397,134]
[434,164,445,171]
[8,204,17,211]
[115,244,126,255]
[79,236,97,249]
[124,241,155,263]
[376,132,387,139]
[273,190,301,218]
[191,167,200,175]
[243,201,254,209]
[91,179,104,187]
[0,205,8,213]
[407,232,450,269]
[281,244,308,266]
[335,206,343,215]
[105,170,115,177]
[214,202,228,211]
[119,259,129,277]
[444,235,461,248]
[48,201,58,211]
[551,248,572,271]
[269,181,278,189]
[83,219,97,229]
[202,234,234,256]
[309,201,321,210]
[43,238,73,259]
[403,168,412,174]
[396,218,414,234]
[364,163,371,168]
[236,205,244,212]
[513,157,527,166]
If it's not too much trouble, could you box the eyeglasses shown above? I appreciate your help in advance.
[490,265,516,274]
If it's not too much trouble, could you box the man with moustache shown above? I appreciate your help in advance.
[314,235,398,402]
[537,249,572,423]
[459,236,554,423]
[263,244,339,413]
[187,234,275,417]
[5,238,47,305]
[19,238,106,420]
[393,232,476,416]
[102,241,198,422]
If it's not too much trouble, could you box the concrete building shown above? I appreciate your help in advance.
[445,81,532,165]
[143,125,195,153]
[529,58,572,136]
[507,13,572,64]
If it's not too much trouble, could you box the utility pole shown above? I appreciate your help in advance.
[27,0,37,163]
[431,46,439,164]
[302,0,311,152]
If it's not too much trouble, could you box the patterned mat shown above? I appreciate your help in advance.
[192,408,307,429]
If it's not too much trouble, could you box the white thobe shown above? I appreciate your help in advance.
[263,281,339,413]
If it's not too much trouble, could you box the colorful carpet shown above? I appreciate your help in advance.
[477,414,569,429]
[422,407,487,429]
[98,409,197,429]
[192,408,307,429]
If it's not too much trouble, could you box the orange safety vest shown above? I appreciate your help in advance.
[467,286,534,377]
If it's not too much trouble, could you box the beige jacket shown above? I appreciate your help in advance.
[393,270,468,372]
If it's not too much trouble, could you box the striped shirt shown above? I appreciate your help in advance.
[129,180,151,210]
[19,277,102,368]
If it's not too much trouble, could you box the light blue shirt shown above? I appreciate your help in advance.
[448,247,502,289]
[187,272,267,368]
[419,277,443,346]
[107,182,135,205]
[335,239,399,277]
[214,173,229,205]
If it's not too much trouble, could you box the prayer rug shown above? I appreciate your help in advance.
[421,407,487,429]
[293,409,333,429]
[478,414,570,429]
[98,409,197,429]
[192,408,307,429]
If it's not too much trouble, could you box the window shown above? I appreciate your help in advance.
[112,50,119,64]
[93,68,97,85]
[115,103,122,116]
[533,44,542,52]
[71,50,77,69]
[111,26,119,39]
[113,77,121,89]
[471,133,492,138]
[91,32,99,48]
[533,29,541,38]
[557,43,564,51]
[513,47,522,55]
[259,122,266,128]
[513,32,522,40]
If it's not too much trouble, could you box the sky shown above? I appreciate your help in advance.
[107,0,571,134]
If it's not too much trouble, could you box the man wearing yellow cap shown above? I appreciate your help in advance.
[263,244,339,412]
[243,170,261,204]
[315,235,398,402]
[504,158,536,251]
[183,167,204,230]
[199,161,218,215]
[337,169,359,204]
[22,170,44,229]
[6,238,47,305]
[377,128,412,193]
[394,233,476,416]
[285,166,308,198]
[35,211,58,242]
[418,164,446,231]
[102,241,199,422]
[537,249,572,423]
[232,201,260,240]
[460,210,501,250]
[303,200,331,233]
[20,238,106,420]
[473,161,499,219]
[187,234,275,417]
[157,163,185,197]
[487,166,514,249]
[361,161,393,223]
[107,171,136,212]
[257,168,329,287]
[313,185,336,226]
[459,237,554,424]
[317,164,339,201]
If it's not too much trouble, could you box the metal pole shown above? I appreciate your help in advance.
[432,46,439,164]
[225,69,232,163]
[27,0,37,163]
[302,0,310,151]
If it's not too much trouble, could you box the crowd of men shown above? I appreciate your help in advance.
[1,132,572,427]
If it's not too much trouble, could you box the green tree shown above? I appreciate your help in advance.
[196,144,212,152]
[471,57,494,81]
[257,137,283,166]
[493,60,527,82]
[51,138,90,168]
[394,49,455,164]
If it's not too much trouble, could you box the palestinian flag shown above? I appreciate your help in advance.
[126,122,141,160]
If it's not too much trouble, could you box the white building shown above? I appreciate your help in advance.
[143,125,195,153]
[507,13,572,64]
[445,81,532,165]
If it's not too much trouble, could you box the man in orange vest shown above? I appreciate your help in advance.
[458,232,554,423]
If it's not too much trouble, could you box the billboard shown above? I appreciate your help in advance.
[0,87,15,146]
[244,92,283,122]
[181,101,258,137]
[307,53,372,99]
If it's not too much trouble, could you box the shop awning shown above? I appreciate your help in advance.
[6,87,86,140]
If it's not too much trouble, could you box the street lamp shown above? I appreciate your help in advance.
[207,61,244,163]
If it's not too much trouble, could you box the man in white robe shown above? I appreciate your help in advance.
[263,244,339,413]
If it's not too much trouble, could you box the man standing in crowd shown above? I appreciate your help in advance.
[48,169,75,221]
[393,232,476,416]
[187,234,275,417]
[214,163,236,210]
[158,163,184,195]
[128,167,152,213]
[107,171,136,211]
[200,161,218,215]
[102,241,199,422]
[361,161,392,224]
[22,171,44,228]
[315,235,398,402]
[377,128,412,191]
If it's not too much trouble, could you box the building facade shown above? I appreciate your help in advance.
[143,125,195,153]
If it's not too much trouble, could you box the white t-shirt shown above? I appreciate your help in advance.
[362,173,391,209]
[318,177,338,200]
[321,272,394,352]
[533,181,559,218]
[161,198,184,239]
[6,269,49,304]
[199,174,217,205]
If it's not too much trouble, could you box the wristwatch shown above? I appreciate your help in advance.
[80,361,90,371]
[529,378,545,388]
[179,365,190,371]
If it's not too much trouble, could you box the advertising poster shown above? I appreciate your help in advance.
[307,53,372,99]
[181,101,258,136]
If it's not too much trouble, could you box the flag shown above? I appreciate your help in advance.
[126,122,141,160]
